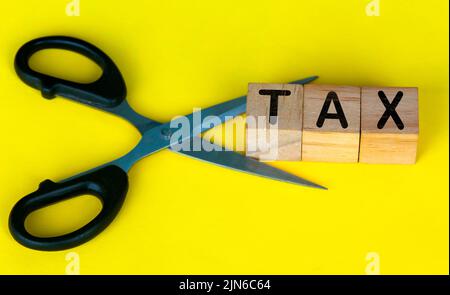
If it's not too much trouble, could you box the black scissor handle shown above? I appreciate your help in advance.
[9,165,128,251]
[14,36,126,109]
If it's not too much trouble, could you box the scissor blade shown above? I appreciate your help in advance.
[180,75,319,134]
[183,75,319,133]
[291,75,319,85]
[176,139,326,190]
[113,75,320,171]
[192,96,246,133]
[116,95,248,170]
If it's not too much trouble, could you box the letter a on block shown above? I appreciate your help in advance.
[302,85,361,162]
[246,83,303,161]
[360,87,418,164]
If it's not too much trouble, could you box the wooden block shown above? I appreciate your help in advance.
[360,87,418,164]
[246,83,303,161]
[302,85,361,162]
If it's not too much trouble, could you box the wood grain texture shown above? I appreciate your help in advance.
[302,131,360,162]
[360,87,419,164]
[302,85,361,162]
[246,83,303,161]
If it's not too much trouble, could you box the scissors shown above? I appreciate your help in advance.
[9,36,325,251]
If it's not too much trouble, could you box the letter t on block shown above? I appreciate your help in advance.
[246,83,303,161]
[359,87,419,164]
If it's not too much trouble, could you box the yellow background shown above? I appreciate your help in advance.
[0,0,448,274]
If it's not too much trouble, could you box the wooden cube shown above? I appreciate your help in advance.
[302,85,361,162]
[246,83,303,161]
[359,87,418,164]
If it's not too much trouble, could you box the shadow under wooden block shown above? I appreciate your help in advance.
[302,85,361,162]
[246,83,303,161]
[360,87,418,164]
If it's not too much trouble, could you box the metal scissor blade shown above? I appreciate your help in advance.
[190,96,247,133]
[177,75,319,135]
[175,139,326,190]
[174,75,320,135]
[115,95,248,171]
[114,75,320,172]
[291,75,319,85]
